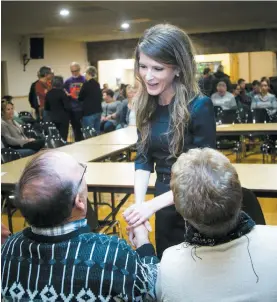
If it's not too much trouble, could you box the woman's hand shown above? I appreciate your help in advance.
[123,202,155,230]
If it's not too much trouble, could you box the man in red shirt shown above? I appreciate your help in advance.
[35,66,53,120]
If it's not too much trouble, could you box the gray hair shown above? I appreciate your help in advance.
[70,62,81,69]
[86,66,97,78]
[171,148,242,237]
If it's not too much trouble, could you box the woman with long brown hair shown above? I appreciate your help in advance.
[124,24,216,258]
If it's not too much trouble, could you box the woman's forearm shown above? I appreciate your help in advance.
[134,169,151,204]
[150,190,174,212]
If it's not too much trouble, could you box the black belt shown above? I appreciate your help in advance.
[156,173,171,184]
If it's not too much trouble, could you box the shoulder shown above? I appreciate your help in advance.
[64,77,72,84]
[189,94,213,113]
[268,93,276,98]
[80,232,135,254]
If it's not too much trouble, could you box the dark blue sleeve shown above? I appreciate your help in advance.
[190,96,216,149]
[135,129,154,172]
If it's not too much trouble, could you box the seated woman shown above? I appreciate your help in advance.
[1,101,45,153]
[251,78,277,119]
[44,76,71,141]
[100,89,122,133]
[117,84,137,129]
[156,148,277,302]
[211,81,237,110]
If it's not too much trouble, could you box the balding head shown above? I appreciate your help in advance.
[15,150,87,228]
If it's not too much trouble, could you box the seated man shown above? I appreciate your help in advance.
[101,89,122,133]
[211,81,237,110]
[1,150,159,301]
[156,148,277,302]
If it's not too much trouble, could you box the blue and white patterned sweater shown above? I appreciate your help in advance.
[1,225,159,301]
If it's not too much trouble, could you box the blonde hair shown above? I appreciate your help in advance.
[1,101,13,118]
[134,24,200,158]
[171,148,242,237]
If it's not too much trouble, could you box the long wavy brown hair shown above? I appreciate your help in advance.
[134,24,200,158]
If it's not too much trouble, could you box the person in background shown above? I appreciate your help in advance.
[212,64,232,93]
[64,62,86,142]
[116,83,127,101]
[118,84,138,128]
[248,80,261,99]
[78,66,103,134]
[28,71,40,120]
[1,96,24,125]
[1,150,159,301]
[1,101,45,153]
[101,89,122,133]
[198,67,214,97]
[251,78,277,118]
[211,81,237,110]
[156,148,277,302]
[123,23,216,259]
[44,76,71,141]
[101,83,109,93]
[232,84,249,122]
[35,66,52,120]
[238,78,251,107]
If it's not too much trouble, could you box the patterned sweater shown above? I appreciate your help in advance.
[1,224,159,301]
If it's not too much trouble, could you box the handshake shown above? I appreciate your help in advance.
[123,203,154,248]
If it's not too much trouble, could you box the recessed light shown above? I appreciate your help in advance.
[121,23,130,29]
[60,9,70,16]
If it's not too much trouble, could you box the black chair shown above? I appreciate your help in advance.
[1,148,21,164]
[82,126,97,139]
[221,109,239,124]
[242,187,266,225]
[45,135,67,149]
[19,111,36,124]
[40,121,60,137]
[251,109,271,124]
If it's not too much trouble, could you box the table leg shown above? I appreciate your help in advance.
[93,191,98,221]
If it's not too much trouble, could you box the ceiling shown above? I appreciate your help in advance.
[2,1,277,42]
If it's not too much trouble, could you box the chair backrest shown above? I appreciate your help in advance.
[251,109,271,123]
[45,135,66,148]
[1,148,21,164]
[19,111,33,118]
[1,136,8,148]
[40,122,60,137]
[221,109,238,124]
[82,126,97,139]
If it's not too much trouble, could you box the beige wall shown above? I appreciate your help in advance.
[1,36,88,100]
[238,51,276,83]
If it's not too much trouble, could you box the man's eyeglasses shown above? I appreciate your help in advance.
[71,69,80,73]
[72,162,87,207]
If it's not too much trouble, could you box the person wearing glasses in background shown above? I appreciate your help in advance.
[64,62,86,142]
[1,150,159,301]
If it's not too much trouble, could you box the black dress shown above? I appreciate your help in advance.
[135,95,217,258]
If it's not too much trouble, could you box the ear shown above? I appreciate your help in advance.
[175,67,181,77]
[74,193,86,211]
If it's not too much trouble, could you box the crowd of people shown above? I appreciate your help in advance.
[1,23,277,301]
[198,66,277,121]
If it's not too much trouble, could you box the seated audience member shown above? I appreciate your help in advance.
[198,67,214,97]
[248,80,261,99]
[211,81,237,110]
[35,66,53,120]
[1,96,24,125]
[78,66,103,134]
[156,148,277,302]
[118,84,137,128]
[232,84,250,121]
[116,84,127,101]
[251,78,277,117]
[1,223,10,245]
[101,89,122,133]
[1,150,159,301]
[45,76,71,141]
[237,78,251,107]
[1,101,45,152]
